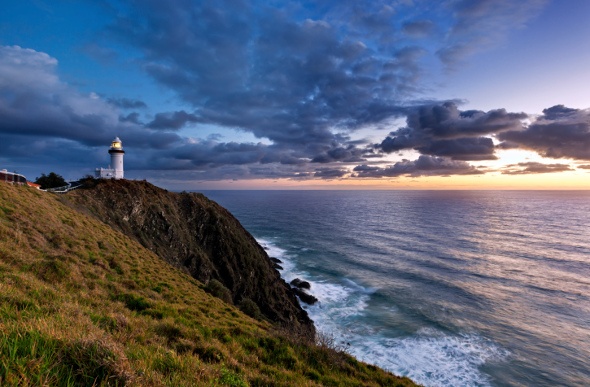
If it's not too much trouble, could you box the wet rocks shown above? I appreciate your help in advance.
[290,278,311,289]
[290,278,317,305]
[292,288,318,305]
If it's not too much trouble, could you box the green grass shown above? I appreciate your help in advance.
[0,183,419,386]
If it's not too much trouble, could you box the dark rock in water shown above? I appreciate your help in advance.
[292,288,318,305]
[290,278,311,289]
[299,281,311,289]
[273,263,284,270]
[270,257,283,264]
[290,278,303,287]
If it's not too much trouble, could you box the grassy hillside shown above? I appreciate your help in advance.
[62,178,313,333]
[0,183,418,386]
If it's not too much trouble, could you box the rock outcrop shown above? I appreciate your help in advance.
[63,178,314,334]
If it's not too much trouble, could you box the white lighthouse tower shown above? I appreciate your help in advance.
[95,137,125,179]
[108,137,125,179]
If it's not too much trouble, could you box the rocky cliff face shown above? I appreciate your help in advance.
[63,179,313,334]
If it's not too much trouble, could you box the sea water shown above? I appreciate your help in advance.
[203,190,590,387]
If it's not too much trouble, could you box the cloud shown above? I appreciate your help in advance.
[4,2,576,185]
[107,97,147,109]
[498,105,590,160]
[0,45,123,145]
[147,110,201,130]
[119,112,142,124]
[108,1,420,153]
[501,162,573,175]
[377,101,526,160]
[353,155,483,177]
[313,167,348,179]
[311,145,367,163]
[0,45,186,177]
[417,137,497,160]
[0,45,179,147]
[149,139,311,171]
[578,164,590,170]
[437,0,547,66]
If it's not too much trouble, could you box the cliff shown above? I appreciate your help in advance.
[61,178,313,333]
[0,182,418,386]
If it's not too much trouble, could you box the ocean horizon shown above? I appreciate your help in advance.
[203,190,590,387]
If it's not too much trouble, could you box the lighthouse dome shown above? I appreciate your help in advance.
[110,137,123,150]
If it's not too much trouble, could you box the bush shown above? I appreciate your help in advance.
[34,172,67,189]
[238,298,262,320]
[205,279,232,304]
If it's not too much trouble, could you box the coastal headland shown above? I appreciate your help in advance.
[0,180,418,386]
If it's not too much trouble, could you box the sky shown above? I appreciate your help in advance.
[1,0,590,190]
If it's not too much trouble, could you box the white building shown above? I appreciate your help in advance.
[95,137,125,179]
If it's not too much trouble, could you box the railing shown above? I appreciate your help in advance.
[44,181,84,194]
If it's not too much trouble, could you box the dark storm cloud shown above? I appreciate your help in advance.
[405,102,527,138]
[578,165,590,170]
[311,145,367,163]
[107,97,147,109]
[0,44,373,180]
[119,112,142,124]
[108,0,419,154]
[353,155,483,178]
[147,111,201,130]
[313,168,348,179]
[437,0,547,66]
[417,137,497,160]
[498,105,590,160]
[377,102,526,160]
[151,140,311,170]
[501,162,573,175]
[99,1,546,179]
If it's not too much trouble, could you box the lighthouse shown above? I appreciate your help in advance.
[108,137,125,179]
[95,137,125,179]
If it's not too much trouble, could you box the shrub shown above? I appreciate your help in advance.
[238,298,263,320]
[34,172,67,189]
[204,279,232,304]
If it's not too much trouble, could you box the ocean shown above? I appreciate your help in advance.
[203,190,590,387]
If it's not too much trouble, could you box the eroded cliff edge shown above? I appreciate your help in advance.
[62,178,314,334]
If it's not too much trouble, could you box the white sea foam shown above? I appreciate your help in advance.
[258,237,296,273]
[256,237,508,387]
[347,330,508,387]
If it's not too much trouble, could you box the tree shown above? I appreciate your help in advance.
[35,172,67,189]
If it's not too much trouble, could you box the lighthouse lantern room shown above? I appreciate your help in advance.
[95,137,125,179]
